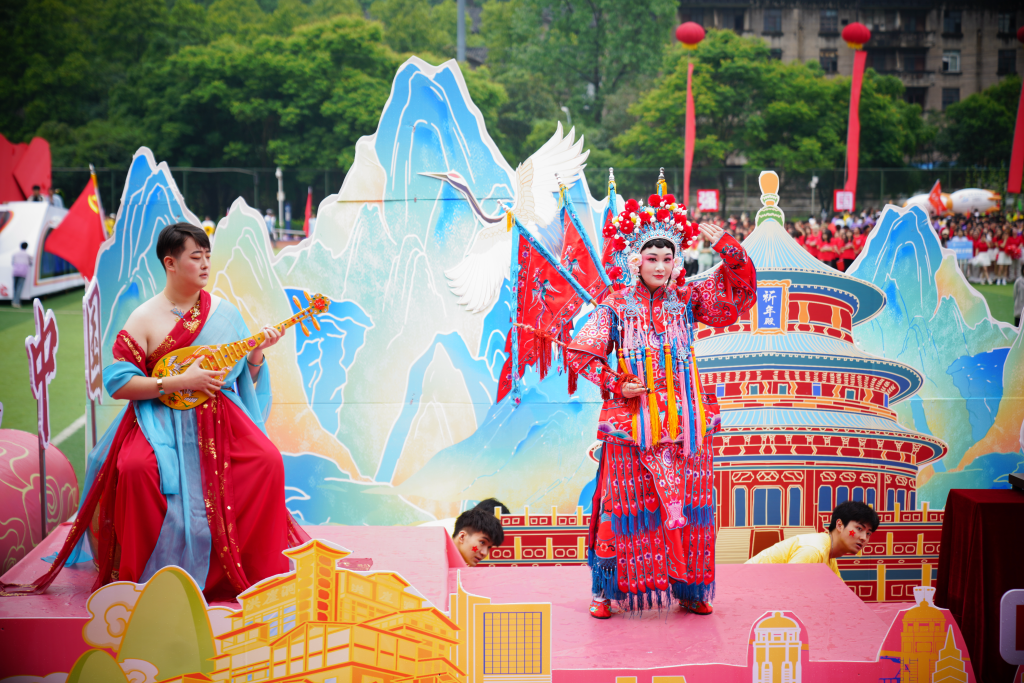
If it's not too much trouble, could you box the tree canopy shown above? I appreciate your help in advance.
[938,76,1021,168]
[616,30,931,173]
[1,0,1015,176]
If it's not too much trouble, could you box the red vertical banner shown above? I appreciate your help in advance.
[303,186,313,236]
[845,50,868,196]
[684,61,696,208]
[1009,81,1024,194]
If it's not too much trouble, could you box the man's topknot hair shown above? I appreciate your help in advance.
[156,222,211,270]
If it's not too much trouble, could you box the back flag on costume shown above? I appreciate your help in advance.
[45,168,106,280]
[498,216,592,404]
[559,183,611,304]
[599,170,626,285]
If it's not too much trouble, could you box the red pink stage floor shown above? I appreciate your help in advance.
[1,523,975,682]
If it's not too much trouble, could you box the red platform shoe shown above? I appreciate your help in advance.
[589,598,613,619]
[682,599,714,615]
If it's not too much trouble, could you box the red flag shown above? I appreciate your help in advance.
[844,49,868,196]
[45,173,105,280]
[928,180,945,214]
[560,207,605,302]
[497,234,579,403]
[303,186,312,236]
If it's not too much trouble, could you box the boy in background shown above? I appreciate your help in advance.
[745,501,879,578]
[452,499,507,566]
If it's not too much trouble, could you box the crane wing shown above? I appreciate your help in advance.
[512,121,590,229]
[443,220,512,314]
[443,123,588,314]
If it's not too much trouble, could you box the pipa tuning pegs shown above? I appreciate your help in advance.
[300,321,310,337]
[311,317,321,331]
[292,295,301,308]
[304,291,312,302]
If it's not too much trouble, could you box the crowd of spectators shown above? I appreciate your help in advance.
[683,211,879,276]
[683,208,1024,287]
[939,211,1024,285]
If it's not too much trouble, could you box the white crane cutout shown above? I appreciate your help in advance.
[421,122,589,313]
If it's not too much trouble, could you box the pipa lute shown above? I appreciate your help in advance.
[152,291,330,410]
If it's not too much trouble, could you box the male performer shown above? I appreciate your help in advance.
[745,501,879,577]
[3,222,307,599]
[566,194,757,618]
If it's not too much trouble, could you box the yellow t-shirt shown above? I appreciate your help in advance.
[745,532,840,578]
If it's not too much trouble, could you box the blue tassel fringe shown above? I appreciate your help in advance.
[588,548,716,612]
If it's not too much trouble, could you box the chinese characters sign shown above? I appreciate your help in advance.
[83,279,103,402]
[834,190,855,212]
[753,283,789,335]
[697,189,720,213]
[25,299,59,447]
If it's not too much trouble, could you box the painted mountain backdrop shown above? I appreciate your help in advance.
[90,58,1021,526]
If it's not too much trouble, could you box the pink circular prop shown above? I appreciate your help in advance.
[0,429,80,573]
[842,22,871,50]
[675,22,705,49]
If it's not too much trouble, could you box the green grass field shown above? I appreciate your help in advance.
[972,284,1016,325]
[1,288,88,487]
[1,281,1019,490]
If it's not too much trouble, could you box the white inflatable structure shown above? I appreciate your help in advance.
[949,188,1001,215]
[902,187,1001,217]
[0,201,85,302]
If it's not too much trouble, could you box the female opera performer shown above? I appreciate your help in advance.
[566,202,756,618]
[2,223,308,599]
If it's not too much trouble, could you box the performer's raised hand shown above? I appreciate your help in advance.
[179,357,226,398]
[698,222,725,246]
[621,379,646,398]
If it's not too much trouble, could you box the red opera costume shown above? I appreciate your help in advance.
[564,177,757,610]
[2,290,308,598]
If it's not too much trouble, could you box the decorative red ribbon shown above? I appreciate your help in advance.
[684,62,696,208]
[844,50,868,204]
[1009,81,1024,194]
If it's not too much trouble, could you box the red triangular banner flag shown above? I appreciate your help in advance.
[928,180,945,214]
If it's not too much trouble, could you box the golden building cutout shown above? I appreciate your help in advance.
[209,539,551,683]
[752,611,803,683]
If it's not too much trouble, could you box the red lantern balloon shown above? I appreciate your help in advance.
[841,22,871,50]
[675,22,705,49]
[1017,25,1024,44]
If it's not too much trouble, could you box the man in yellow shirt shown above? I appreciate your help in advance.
[745,501,879,578]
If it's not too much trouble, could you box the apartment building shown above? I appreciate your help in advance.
[678,2,1023,111]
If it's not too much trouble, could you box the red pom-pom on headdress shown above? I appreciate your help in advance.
[648,194,663,208]
[663,194,676,205]
[624,198,639,213]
